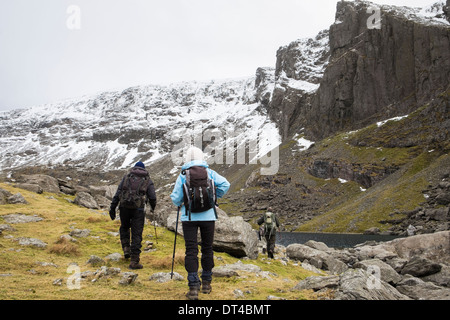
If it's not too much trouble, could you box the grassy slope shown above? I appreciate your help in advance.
[0,183,317,300]
[297,151,449,232]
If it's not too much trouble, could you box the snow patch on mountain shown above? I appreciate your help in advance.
[0,77,281,171]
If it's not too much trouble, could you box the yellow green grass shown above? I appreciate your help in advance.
[297,152,448,233]
[0,183,317,300]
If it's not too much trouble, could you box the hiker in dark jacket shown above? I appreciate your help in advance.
[110,161,157,269]
[257,208,280,259]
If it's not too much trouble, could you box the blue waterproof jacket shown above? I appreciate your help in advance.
[170,160,230,221]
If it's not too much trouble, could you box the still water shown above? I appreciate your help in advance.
[276,232,402,248]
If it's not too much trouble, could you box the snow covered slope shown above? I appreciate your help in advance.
[0,77,280,171]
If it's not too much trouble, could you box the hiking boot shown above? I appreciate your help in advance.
[201,281,212,294]
[123,247,131,259]
[186,287,199,300]
[129,255,143,270]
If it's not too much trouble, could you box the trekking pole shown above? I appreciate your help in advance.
[170,206,181,279]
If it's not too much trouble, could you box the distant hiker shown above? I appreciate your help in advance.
[257,208,280,259]
[109,161,157,270]
[170,146,230,300]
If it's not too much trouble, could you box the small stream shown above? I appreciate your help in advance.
[276,232,403,248]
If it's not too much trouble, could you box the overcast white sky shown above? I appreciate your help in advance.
[0,0,439,111]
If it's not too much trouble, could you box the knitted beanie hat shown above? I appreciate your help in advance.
[135,161,145,169]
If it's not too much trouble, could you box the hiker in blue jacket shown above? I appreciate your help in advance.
[170,146,230,300]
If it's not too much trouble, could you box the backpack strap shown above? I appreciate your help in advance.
[208,178,218,219]
[182,169,193,221]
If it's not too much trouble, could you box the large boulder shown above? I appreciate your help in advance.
[18,174,60,194]
[334,269,410,300]
[375,231,450,264]
[13,183,43,194]
[89,185,117,200]
[6,193,28,204]
[214,214,259,259]
[353,259,402,285]
[286,243,347,275]
[293,275,340,292]
[400,256,442,277]
[74,192,99,209]
[0,189,28,205]
[396,277,450,300]
[0,188,12,205]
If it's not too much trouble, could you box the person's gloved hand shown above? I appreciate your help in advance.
[109,207,117,221]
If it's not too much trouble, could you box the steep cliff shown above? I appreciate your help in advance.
[269,1,450,141]
[268,30,330,140]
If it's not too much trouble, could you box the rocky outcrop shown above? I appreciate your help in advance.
[266,1,450,142]
[16,237,47,249]
[9,173,116,210]
[268,30,330,140]
[310,1,450,140]
[308,159,399,189]
[384,173,450,235]
[289,231,450,300]
[16,174,60,194]
[287,243,347,275]
[334,268,410,300]
[0,188,28,205]
[447,0,450,20]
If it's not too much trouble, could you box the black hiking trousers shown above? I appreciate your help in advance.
[182,221,215,287]
[119,207,146,256]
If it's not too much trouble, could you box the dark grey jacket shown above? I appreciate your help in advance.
[110,167,157,211]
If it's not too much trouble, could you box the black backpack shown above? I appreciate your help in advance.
[120,167,151,209]
[182,166,217,220]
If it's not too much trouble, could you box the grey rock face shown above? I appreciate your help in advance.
[334,269,410,300]
[18,174,60,194]
[312,1,450,140]
[288,231,450,300]
[266,1,450,142]
[396,276,450,300]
